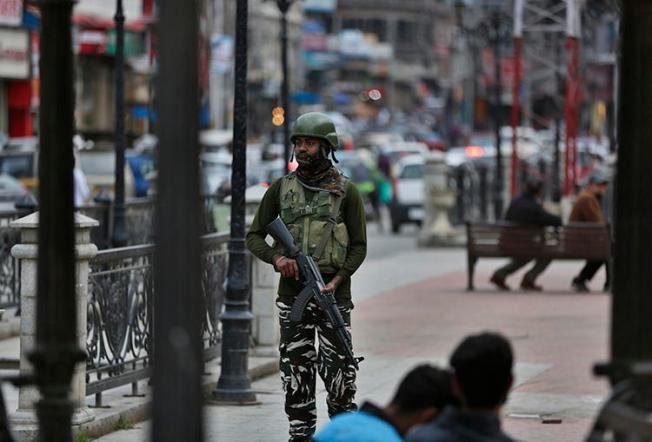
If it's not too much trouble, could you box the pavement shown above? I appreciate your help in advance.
[95,225,611,442]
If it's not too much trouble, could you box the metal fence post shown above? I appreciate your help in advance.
[152,0,204,439]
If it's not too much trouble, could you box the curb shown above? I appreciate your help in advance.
[0,316,20,340]
[14,356,280,441]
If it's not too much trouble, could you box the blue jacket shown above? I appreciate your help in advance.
[313,402,403,442]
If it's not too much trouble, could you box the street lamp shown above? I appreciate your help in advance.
[455,0,511,220]
[212,0,257,404]
[112,0,128,247]
[265,0,299,171]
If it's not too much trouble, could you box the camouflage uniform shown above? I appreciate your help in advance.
[277,300,357,440]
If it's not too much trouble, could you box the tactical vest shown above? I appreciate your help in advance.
[277,174,349,274]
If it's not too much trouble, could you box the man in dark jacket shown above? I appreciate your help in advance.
[490,179,562,291]
[570,171,610,292]
[406,332,517,442]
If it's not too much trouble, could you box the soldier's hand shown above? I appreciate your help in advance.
[321,275,344,294]
[273,255,299,280]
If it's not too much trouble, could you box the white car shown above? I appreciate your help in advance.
[389,154,425,233]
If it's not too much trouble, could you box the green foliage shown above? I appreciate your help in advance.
[114,415,134,431]
[74,430,92,442]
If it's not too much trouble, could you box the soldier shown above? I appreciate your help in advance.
[246,112,367,442]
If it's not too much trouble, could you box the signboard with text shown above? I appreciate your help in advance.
[0,27,29,79]
[0,0,22,26]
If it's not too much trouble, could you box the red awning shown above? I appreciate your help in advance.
[73,14,155,32]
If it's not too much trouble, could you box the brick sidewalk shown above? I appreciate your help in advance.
[98,255,610,442]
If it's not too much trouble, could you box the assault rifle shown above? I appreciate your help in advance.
[266,217,363,370]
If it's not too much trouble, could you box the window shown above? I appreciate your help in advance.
[397,20,417,44]
[400,164,423,179]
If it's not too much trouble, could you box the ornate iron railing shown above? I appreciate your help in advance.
[0,210,25,310]
[86,232,229,406]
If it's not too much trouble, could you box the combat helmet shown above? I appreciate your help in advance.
[290,112,339,150]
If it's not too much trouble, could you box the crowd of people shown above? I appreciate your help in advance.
[313,332,517,442]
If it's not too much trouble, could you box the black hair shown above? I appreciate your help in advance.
[390,364,458,413]
[524,178,544,197]
[450,332,513,409]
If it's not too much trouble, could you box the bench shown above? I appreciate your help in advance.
[466,222,612,291]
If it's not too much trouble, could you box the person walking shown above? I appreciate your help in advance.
[246,112,367,442]
[314,364,458,442]
[406,332,517,442]
[570,170,610,292]
[490,179,562,291]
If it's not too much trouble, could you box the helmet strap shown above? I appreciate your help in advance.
[331,150,339,163]
[319,143,331,161]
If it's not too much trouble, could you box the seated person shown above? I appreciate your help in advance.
[313,364,458,442]
[490,179,562,291]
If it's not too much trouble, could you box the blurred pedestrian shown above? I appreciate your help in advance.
[407,332,517,442]
[73,153,89,208]
[570,171,610,292]
[246,112,367,442]
[490,178,562,291]
[314,365,458,442]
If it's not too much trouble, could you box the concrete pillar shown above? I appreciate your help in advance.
[418,152,463,247]
[246,187,279,355]
[250,257,279,351]
[10,212,99,427]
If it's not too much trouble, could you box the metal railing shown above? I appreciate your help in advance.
[85,232,229,407]
[0,210,26,310]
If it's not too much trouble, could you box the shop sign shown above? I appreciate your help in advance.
[0,0,22,26]
[0,28,29,79]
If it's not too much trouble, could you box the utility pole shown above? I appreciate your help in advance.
[35,0,84,439]
[510,0,523,198]
[212,0,257,405]
[112,0,128,247]
[152,0,204,438]
[491,10,504,220]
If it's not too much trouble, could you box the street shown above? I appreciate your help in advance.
[98,222,609,442]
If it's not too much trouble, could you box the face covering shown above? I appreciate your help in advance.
[294,146,345,197]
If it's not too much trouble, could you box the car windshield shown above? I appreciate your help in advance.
[400,164,423,179]
[0,155,33,179]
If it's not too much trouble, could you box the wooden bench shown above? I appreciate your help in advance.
[466,222,612,291]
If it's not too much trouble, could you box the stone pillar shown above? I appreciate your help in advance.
[10,212,99,427]
[246,186,279,356]
[418,151,463,247]
[250,257,279,351]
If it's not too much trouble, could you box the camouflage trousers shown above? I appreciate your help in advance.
[277,300,357,441]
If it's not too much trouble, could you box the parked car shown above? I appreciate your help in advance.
[0,138,38,191]
[389,154,425,233]
[200,151,232,196]
[0,174,28,203]
[78,150,137,199]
